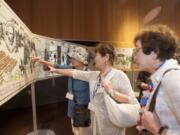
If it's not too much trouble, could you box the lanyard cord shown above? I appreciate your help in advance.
[92,68,112,98]
[92,76,101,98]
[139,63,164,107]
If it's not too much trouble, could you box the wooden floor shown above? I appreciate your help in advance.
[0,102,73,135]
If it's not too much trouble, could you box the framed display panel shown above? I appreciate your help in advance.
[0,0,36,106]
[114,48,133,71]
[32,34,63,80]
[31,34,86,80]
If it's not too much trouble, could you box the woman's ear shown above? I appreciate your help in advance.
[105,54,110,61]
[151,51,157,60]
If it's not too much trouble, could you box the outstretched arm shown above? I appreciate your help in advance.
[48,66,73,77]
[31,56,53,67]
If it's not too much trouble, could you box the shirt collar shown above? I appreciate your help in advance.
[151,59,179,86]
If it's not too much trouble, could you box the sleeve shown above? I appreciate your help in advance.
[162,70,180,134]
[73,70,97,82]
[54,64,72,69]
[115,70,138,104]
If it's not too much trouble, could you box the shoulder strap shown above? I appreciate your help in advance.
[105,69,116,82]
[70,78,77,103]
[149,68,180,112]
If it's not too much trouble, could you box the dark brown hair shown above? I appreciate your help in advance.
[95,42,115,65]
[134,24,178,61]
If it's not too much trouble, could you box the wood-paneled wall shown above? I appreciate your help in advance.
[4,0,32,29]
[138,0,180,35]
[5,0,180,48]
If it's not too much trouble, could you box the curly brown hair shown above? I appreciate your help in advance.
[95,42,115,65]
[134,24,178,61]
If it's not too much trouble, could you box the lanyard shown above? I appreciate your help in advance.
[92,76,101,98]
[92,69,112,99]
[140,62,164,107]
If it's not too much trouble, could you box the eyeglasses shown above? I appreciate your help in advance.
[134,47,142,54]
